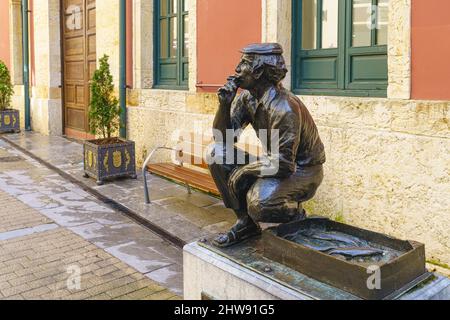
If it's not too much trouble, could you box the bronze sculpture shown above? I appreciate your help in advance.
[208,43,326,248]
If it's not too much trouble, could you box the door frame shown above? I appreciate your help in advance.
[59,0,66,137]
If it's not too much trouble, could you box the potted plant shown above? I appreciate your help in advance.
[0,61,19,133]
[83,55,136,185]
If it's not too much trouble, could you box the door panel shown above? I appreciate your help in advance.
[63,0,96,139]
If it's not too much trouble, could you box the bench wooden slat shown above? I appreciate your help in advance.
[148,163,220,196]
[149,164,219,195]
[176,147,262,170]
[148,164,215,190]
[176,151,210,170]
[149,163,214,186]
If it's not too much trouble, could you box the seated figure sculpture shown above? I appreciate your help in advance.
[207,43,326,248]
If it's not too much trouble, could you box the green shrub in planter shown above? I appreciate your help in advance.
[83,55,136,185]
[0,61,19,133]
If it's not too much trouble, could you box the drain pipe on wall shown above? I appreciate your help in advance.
[119,0,127,139]
[22,0,31,131]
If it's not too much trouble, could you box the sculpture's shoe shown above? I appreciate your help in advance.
[213,223,262,248]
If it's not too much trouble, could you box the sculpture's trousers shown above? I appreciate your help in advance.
[207,143,324,224]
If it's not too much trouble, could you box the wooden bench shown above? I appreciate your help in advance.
[142,131,262,204]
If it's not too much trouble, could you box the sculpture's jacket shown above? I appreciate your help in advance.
[230,86,326,178]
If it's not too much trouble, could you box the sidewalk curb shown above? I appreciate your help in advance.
[0,135,186,249]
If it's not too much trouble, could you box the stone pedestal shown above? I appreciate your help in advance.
[183,242,450,300]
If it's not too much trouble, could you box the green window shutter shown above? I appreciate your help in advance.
[297,50,339,89]
[293,0,340,90]
[345,47,388,91]
[292,0,388,97]
[154,0,189,89]
[345,0,387,91]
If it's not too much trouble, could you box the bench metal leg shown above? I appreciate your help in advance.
[179,162,192,195]
[143,146,178,204]
[186,182,192,195]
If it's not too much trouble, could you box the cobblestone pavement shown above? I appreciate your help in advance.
[0,139,183,299]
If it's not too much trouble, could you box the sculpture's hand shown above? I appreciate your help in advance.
[218,78,239,107]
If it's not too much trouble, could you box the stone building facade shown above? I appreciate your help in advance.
[1,0,449,267]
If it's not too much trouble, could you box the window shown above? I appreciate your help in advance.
[293,0,388,97]
[155,0,189,89]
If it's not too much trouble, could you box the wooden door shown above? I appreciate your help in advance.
[62,0,96,139]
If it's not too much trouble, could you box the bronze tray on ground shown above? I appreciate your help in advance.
[262,218,429,300]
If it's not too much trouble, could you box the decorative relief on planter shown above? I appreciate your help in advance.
[125,149,131,170]
[113,150,122,168]
[85,149,97,171]
[103,151,110,173]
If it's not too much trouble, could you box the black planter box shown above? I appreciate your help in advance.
[0,109,20,133]
[83,138,136,185]
[262,218,429,300]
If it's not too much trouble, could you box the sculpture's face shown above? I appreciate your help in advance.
[235,54,259,90]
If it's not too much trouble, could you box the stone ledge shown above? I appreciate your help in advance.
[183,242,313,300]
[184,242,450,300]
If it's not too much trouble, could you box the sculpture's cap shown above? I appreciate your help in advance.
[240,43,284,55]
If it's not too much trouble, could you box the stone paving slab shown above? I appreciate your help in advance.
[2,132,236,245]
[0,186,179,300]
[0,228,177,300]
[0,191,53,234]
[0,139,184,295]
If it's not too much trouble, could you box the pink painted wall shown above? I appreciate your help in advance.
[196,0,262,93]
[412,0,450,100]
[0,0,11,69]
